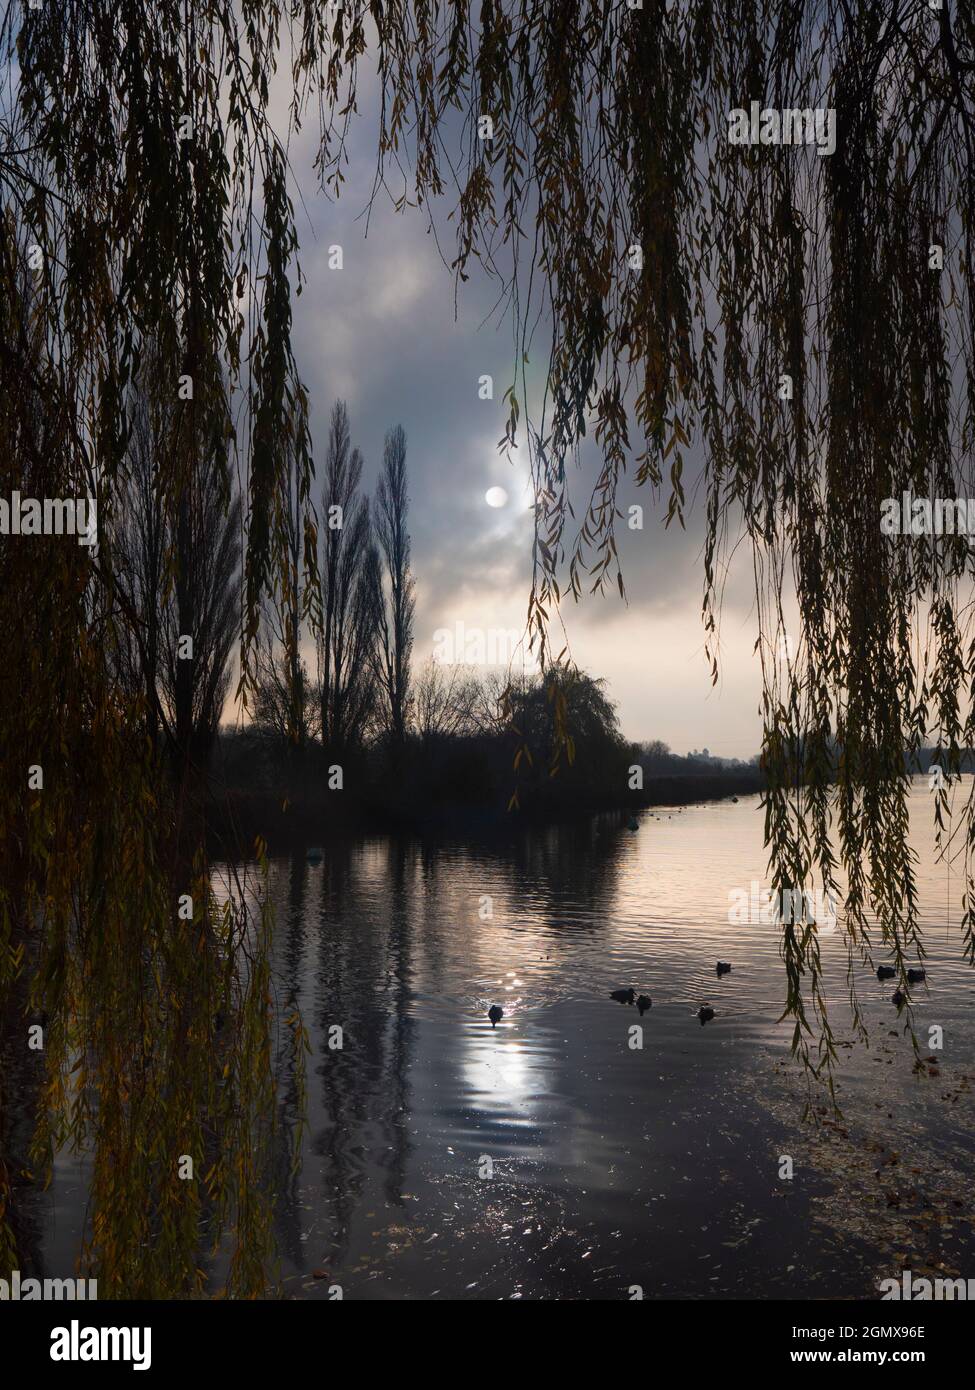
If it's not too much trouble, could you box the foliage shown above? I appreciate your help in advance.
[317,401,380,754]
[303,0,975,1081]
[111,341,242,767]
[4,2,975,1295]
[373,424,416,747]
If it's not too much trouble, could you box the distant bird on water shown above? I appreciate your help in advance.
[698,1004,715,1024]
[610,988,636,1005]
[636,994,652,1015]
[716,961,732,976]
[892,989,906,1008]
[876,965,896,980]
[907,968,926,984]
[488,1005,503,1028]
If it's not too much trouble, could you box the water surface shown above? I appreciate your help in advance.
[240,783,975,1299]
[35,782,975,1299]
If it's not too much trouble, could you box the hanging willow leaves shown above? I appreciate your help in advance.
[303,0,975,1082]
[1,0,316,1292]
[3,0,975,1291]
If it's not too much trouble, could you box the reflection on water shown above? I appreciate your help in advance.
[25,782,975,1298]
[237,782,975,1299]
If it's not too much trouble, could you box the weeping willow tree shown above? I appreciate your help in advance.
[0,0,315,1293]
[2,0,974,1291]
[300,0,975,1080]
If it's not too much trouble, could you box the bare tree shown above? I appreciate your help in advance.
[317,402,378,754]
[251,622,313,751]
[111,375,166,747]
[470,671,528,738]
[160,466,241,765]
[252,406,314,757]
[413,660,481,743]
[113,347,241,769]
[373,425,415,747]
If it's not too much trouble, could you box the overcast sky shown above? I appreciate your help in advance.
[273,67,766,759]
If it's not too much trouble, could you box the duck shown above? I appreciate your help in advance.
[716,961,732,976]
[698,1004,715,1024]
[305,847,324,863]
[892,989,906,1008]
[636,994,652,1015]
[876,965,896,980]
[907,968,926,984]
[610,988,636,1005]
[488,1004,503,1027]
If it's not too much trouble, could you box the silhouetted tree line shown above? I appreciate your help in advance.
[111,339,241,773]
[107,356,760,839]
[209,666,763,840]
[635,740,759,777]
[246,399,415,794]
[109,361,415,791]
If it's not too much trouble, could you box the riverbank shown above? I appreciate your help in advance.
[203,768,765,856]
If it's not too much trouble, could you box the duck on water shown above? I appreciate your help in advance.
[878,965,926,983]
[610,987,636,1005]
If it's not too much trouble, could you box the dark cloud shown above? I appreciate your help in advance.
[279,82,764,756]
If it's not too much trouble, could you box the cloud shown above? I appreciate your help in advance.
[272,70,764,757]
